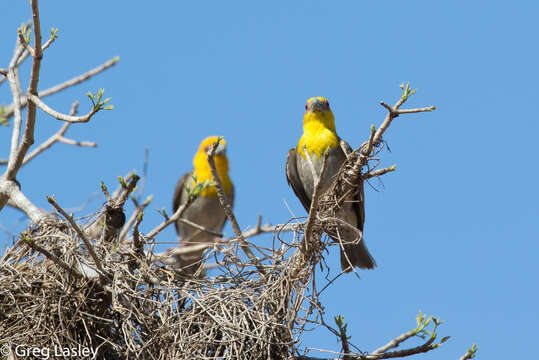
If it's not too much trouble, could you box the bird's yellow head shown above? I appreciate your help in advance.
[192,136,232,197]
[303,97,336,133]
[196,136,228,159]
[298,97,339,158]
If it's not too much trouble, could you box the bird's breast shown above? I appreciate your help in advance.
[296,145,346,200]
[298,125,339,159]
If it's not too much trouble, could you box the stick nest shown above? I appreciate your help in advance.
[0,209,319,360]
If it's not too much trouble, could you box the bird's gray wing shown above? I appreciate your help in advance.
[286,148,311,212]
[172,171,193,235]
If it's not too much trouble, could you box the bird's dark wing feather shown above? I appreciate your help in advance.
[339,139,365,231]
[172,171,192,235]
[286,148,311,212]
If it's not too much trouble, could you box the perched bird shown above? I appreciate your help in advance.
[172,136,234,275]
[286,97,376,273]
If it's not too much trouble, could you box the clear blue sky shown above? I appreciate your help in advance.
[2,1,538,359]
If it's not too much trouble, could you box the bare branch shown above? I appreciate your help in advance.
[56,137,97,147]
[207,222,299,250]
[207,139,266,275]
[303,155,328,258]
[0,42,30,86]
[365,100,435,159]
[132,211,144,256]
[137,148,149,198]
[3,56,119,120]
[41,34,57,52]
[145,201,191,241]
[371,328,421,355]
[19,101,97,166]
[23,237,84,280]
[28,93,98,123]
[100,181,112,202]
[365,338,438,359]
[119,195,152,242]
[0,179,46,223]
[156,222,298,259]
[0,54,28,86]
[379,102,436,116]
[299,339,438,360]
[83,176,137,243]
[4,0,44,181]
[17,29,35,57]
[177,218,223,237]
[458,344,477,360]
[47,196,108,281]
[324,85,436,223]
[114,174,139,208]
[299,334,438,360]
[363,165,396,180]
[5,39,25,180]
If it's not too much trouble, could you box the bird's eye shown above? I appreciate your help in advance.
[305,104,308,110]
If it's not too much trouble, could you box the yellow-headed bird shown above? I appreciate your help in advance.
[286,97,376,273]
[172,136,234,275]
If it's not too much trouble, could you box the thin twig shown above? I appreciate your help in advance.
[42,35,56,51]
[20,101,97,166]
[371,328,421,355]
[226,222,300,242]
[156,223,298,258]
[299,335,437,359]
[47,196,108,280]
[328,91,436,216]
[303,155,328,258]
[24,238,84,280]
[17,29,35,57]
[56,137,97,147]
[138,148,149,198]
[114,175,140,208]
[458,348,476,360]
[3,56,119,120]
[119,196,152,242]
[363,99,434,159]
[363,337,438,359]
[176,218,223,237]
[145,201,191,241]
[207,140,266,276]
[132,212,144,256]
[28,93,98,123]
[362,166,396,180]
[100,181,112,202]
[379,102,436,116]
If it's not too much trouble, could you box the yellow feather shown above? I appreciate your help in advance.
[192,137,233,198]
[297,103,339,159]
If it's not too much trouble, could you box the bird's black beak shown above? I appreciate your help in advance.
[308,98,328,113]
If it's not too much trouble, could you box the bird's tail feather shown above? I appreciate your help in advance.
[339,237,376,272]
